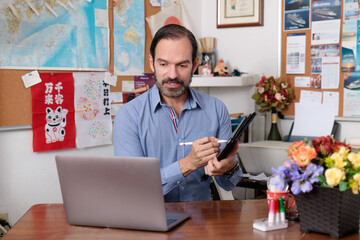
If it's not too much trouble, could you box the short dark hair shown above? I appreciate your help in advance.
[150,24,198,64]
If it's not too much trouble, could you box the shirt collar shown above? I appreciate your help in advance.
[150,84,162,113]
[150,84,202,113]
[188,88,202,109]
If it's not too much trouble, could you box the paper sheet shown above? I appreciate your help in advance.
[122,80,134,92]
[295,76,310,87]
[343,72,360,116]
[311,0,341,45]
[321,57,340,89]
[22,70,42,88]
[286,33,306,74]
[323,91,339,116]
[292,102,336,137]
[300,90,322,103]
[110,92,123,103]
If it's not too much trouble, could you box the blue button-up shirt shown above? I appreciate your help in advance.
[113,84,242,202]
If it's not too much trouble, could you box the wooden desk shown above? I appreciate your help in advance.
[3,200,359,240]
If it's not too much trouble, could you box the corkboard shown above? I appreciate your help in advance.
[0,1,159,127]
[280,3,344,117]
[110,0,160,93]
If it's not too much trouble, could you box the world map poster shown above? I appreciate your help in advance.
[113,0,145,75]
[0,0,109,70]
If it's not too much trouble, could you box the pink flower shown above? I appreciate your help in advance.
[275,93,282,101]
[258,87,265,94]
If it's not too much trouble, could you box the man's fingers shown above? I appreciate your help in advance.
[198,153,218,166]
[205,158,224,176]
[194,137,212,145]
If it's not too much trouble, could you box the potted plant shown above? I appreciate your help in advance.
[270,136,360,238]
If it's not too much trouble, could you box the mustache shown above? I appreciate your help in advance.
[161,78,185,85]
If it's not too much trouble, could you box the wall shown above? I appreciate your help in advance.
[0,129,114,224]
[0,0,282,224]
[200,0,281,77]
[196,0,281,142]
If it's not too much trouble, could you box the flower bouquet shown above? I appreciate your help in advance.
[252,76,294,140]
[252,76,294,113]
[270,136,360,238]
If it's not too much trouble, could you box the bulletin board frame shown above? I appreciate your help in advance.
[280,1,344,117]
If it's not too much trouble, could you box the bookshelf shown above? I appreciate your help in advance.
[191,74,260,87]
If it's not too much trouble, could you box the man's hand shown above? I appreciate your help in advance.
[204,140,239,176]
[179,137,220,177]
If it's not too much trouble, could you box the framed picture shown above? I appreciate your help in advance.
[217,0,264,28]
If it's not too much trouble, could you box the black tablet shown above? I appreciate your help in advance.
[200,112,257,181]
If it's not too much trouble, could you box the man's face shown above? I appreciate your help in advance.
[150,37,198,98]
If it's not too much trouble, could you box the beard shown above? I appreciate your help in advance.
[155,73,192,98]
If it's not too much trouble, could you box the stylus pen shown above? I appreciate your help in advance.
[179,140,228,146]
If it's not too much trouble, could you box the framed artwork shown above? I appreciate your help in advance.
[217,0,264,28]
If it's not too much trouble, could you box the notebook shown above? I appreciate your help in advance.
[55,155,191,232]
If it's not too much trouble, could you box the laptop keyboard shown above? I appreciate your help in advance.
[167,218,177,226]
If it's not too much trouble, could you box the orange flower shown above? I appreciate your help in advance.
[292,145,317,167]
[288,141,304,159]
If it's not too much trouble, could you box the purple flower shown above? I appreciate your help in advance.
[290,180,301,195]
[271,160,324,195]
[269,173,287,192]
[301,181,313,193]
[305,163,323,184]
[291,179,312,194]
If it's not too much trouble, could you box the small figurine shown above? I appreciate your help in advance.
[232,69,240,76]
[213,58,229,76]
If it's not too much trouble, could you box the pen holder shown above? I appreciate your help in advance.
[266,190,296,210]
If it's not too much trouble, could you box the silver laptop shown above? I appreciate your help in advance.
[55,155,191,232]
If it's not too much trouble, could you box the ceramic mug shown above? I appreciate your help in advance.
[266,190,296,210]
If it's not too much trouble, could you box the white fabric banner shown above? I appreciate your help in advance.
[146,1,193,37]
[73,72,112,148]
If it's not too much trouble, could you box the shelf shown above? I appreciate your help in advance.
[191,74,260,87]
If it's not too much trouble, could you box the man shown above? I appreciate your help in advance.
[113,24,242,202]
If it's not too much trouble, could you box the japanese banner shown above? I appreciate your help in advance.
[73,72,112,148]
[31,73,76,152]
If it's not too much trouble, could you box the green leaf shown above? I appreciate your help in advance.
[339,181,347,191]
[316,175,328,187]
[316,175,335,189]
[252,94,260,100]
